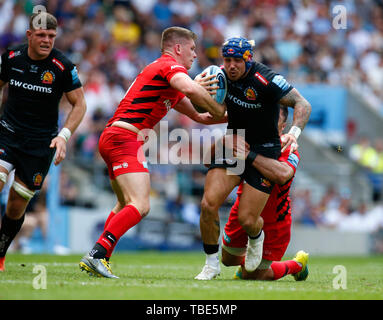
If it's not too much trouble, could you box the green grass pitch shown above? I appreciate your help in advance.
[1,252,382,300]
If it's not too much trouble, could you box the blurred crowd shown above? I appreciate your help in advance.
[291,185,383,232]
[2,0,383,235]
[349,135,383,202]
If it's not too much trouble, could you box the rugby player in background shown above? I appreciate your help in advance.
[0,12,87,271]
[79,26,225,278]
[195,37,311,280]
[221,106,309,281]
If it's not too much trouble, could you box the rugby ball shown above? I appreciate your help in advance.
[202,65,227,104]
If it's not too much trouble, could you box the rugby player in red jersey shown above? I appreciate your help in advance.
[79,26,225,278]
[221,107,309,281]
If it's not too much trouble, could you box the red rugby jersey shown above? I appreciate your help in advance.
[107,55,187,130]
[236,147,300,223]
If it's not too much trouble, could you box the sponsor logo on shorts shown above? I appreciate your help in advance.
[261,178,271,188]
[33,173,43,186]
[112,162,129,171]
[223,231,231,244]
[163,99,171,111]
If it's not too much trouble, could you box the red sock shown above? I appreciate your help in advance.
[103,211,116,259]
[103,211,116,231]
[97,205,142,257]
[270,260,302,280]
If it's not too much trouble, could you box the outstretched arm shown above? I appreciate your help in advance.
[279,88,311,153]
[173,97,227,125]
[169,72,225,119]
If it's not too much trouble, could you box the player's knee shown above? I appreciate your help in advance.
[201,196,219,216]
[237,214,254,231]
[135,202,150,217]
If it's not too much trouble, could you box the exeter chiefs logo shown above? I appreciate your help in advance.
[41,70,55,84]
[261,178,271,188]
[244,87,257,101]
[33,173,43,187]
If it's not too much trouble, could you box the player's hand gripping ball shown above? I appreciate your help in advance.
[196,65,227,104]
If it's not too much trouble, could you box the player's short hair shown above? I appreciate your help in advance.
[29,12,57,31]
[161,27,197,52]
[280,106,288,123]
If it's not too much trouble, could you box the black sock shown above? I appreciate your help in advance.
[248,229,263,240]
[89,243,107,259]
[203,243,219,255]
[0,214,25,257]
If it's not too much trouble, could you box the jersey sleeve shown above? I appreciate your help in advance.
[62,64,82,92]
[257,64,293,102]
[269,73,293,101]
[0,51,9,82]
[160,61,188,83]
[280,148,300,173]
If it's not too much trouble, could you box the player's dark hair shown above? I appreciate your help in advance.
[161,26,197,52]
[280,106,288,123]
[29,12,57,30]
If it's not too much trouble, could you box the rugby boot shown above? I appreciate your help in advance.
[195,260,221,280]
[233,266,243,279]
[292,250,309,281]
[79,254,118,279]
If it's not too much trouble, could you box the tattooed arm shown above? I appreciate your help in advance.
[278,88,311,153]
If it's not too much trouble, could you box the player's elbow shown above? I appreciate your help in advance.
[275,170,292,185]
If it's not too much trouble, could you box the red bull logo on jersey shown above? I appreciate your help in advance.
[41,70,55,84]
[244,87,257,101]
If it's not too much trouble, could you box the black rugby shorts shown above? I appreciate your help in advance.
[0,126,55,190]
[209,142,281,194]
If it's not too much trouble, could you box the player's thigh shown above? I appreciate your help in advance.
[114,172,151,215]
[110,179,129,207]
[237,183,269,223]
[202,168,241,211]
